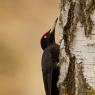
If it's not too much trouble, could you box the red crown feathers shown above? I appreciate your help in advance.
[40,30,50,45]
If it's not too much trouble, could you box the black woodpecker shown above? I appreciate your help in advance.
[40,18,60,95]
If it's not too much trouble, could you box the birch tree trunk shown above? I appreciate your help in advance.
[58,0,95,95]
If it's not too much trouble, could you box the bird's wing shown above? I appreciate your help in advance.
[47,71,52,95]
[42,50,53,95]
[42,72,48,95]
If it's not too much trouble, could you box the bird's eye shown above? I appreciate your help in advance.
[44,36,47,38]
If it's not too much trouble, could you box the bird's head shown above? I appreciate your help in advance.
[40,29,55,50]
[40,18,58,50]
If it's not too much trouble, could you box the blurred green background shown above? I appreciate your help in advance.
[0,0,59,95]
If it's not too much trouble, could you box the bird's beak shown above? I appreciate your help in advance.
[50,18,58,34]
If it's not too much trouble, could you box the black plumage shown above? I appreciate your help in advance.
[40,18,60,95]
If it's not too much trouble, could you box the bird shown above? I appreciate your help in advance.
[40,18,60,95]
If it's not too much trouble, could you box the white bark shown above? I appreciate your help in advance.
[58,0,95,95]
